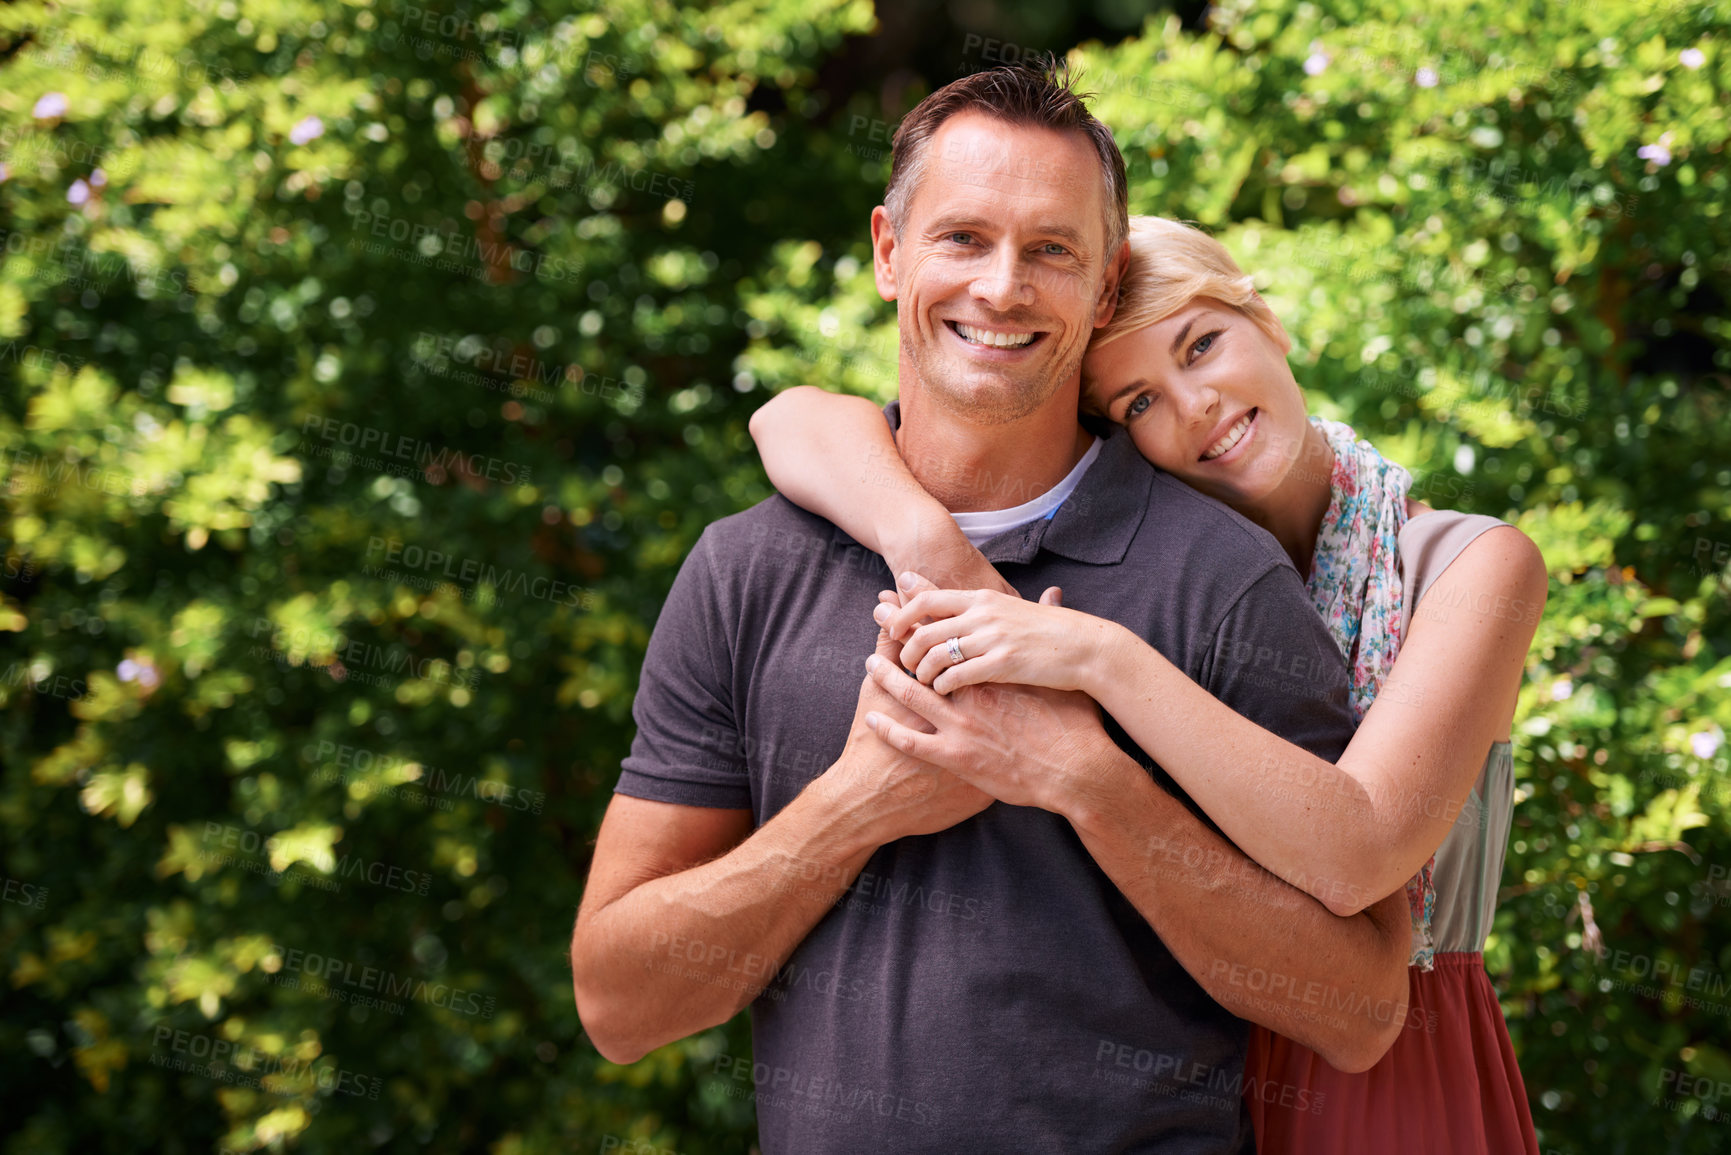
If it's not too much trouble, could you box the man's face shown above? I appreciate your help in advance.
[871,111,1121,425]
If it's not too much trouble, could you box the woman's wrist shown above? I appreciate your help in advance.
[1079,619,1139,703]
[881,508,1009,595]
[877,508,943,576]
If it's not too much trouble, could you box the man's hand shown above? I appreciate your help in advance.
[815,623,995,843]
[862,586,1123,817]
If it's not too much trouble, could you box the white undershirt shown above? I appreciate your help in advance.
[948,437,1102,546]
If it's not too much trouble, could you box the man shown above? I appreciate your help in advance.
[572,62,1411,1152]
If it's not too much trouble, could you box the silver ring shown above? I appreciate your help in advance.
[946,636,965,665]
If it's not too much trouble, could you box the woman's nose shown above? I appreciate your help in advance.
[1175,383,1221,427]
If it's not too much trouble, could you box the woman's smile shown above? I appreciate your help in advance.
[1199,407,1258,462]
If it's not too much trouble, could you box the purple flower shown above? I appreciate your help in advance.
[1303,51,1330,77]
[1415,67,1439,88]
[289,115,324,145]
[91,168,108,188]
[0,163,9,184]
[118,658,162,690]
[1680,48,1705,70]
[1692,729,1722,760]
[1638,131,1674,167]
[67,179,91,206]
[33,92,68,120]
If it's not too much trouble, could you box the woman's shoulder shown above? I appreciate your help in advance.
[1400,502,1510,545]
[1397,504,1545,628]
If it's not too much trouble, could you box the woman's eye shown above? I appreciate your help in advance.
[1125,395,1152,419]
[1188,332,1218,362]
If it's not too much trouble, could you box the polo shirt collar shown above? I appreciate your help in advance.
[825,400,1152,568]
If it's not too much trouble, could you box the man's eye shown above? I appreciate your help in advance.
[948,232,974,245]
[1041,242,1068,256]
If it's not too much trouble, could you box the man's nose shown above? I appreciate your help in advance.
[969,246,1032,311]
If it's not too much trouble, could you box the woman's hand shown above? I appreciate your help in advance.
[871,574,1120,696]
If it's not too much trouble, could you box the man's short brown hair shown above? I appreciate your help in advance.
[884,58,1129,257]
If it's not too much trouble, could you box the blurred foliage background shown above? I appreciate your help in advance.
[0,0,1726,1151]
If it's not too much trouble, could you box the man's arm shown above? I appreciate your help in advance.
[863,663,1411,1072]
[573,626,991,1064]
[573,789,865,1064]
[1063,746,1412,1073]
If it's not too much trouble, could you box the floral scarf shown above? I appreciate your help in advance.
[1304,417,1435,971]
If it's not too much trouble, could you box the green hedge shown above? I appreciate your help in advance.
[0,0,1726,1152]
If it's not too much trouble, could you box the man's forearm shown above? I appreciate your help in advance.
[573,784,879,1064]
[1064,749,1411,1073]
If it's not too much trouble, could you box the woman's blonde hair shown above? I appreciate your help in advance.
[1095,216,1290,354]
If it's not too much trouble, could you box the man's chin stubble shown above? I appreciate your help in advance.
[902,333,1081,427]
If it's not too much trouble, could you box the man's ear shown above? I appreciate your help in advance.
[870,205,898,302]
[1093,238,1130,330]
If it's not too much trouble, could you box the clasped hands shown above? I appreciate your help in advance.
[852,571,1122,822]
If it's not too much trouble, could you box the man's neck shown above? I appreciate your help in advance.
[894,385,1095,514]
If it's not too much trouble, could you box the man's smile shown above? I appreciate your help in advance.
[944,319,1048,354]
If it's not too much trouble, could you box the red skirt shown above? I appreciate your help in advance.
[1244,952,1539,1154]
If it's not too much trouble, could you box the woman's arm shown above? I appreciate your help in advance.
[861,592,1413,1072]
[748,386,1013,593]
[880,527,1549,915]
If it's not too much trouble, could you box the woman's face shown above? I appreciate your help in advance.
[1081,297,1311,509]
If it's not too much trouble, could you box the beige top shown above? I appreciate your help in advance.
[1398,510,1517,954]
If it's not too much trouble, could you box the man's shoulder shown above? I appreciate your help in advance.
[688,494,848,577]
[1132,466,1297,577]
[697,492,837,543]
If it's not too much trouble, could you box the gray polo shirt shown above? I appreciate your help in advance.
[615,402,1355,1153]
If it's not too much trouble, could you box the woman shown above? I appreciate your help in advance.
[747,215,1547,1153]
